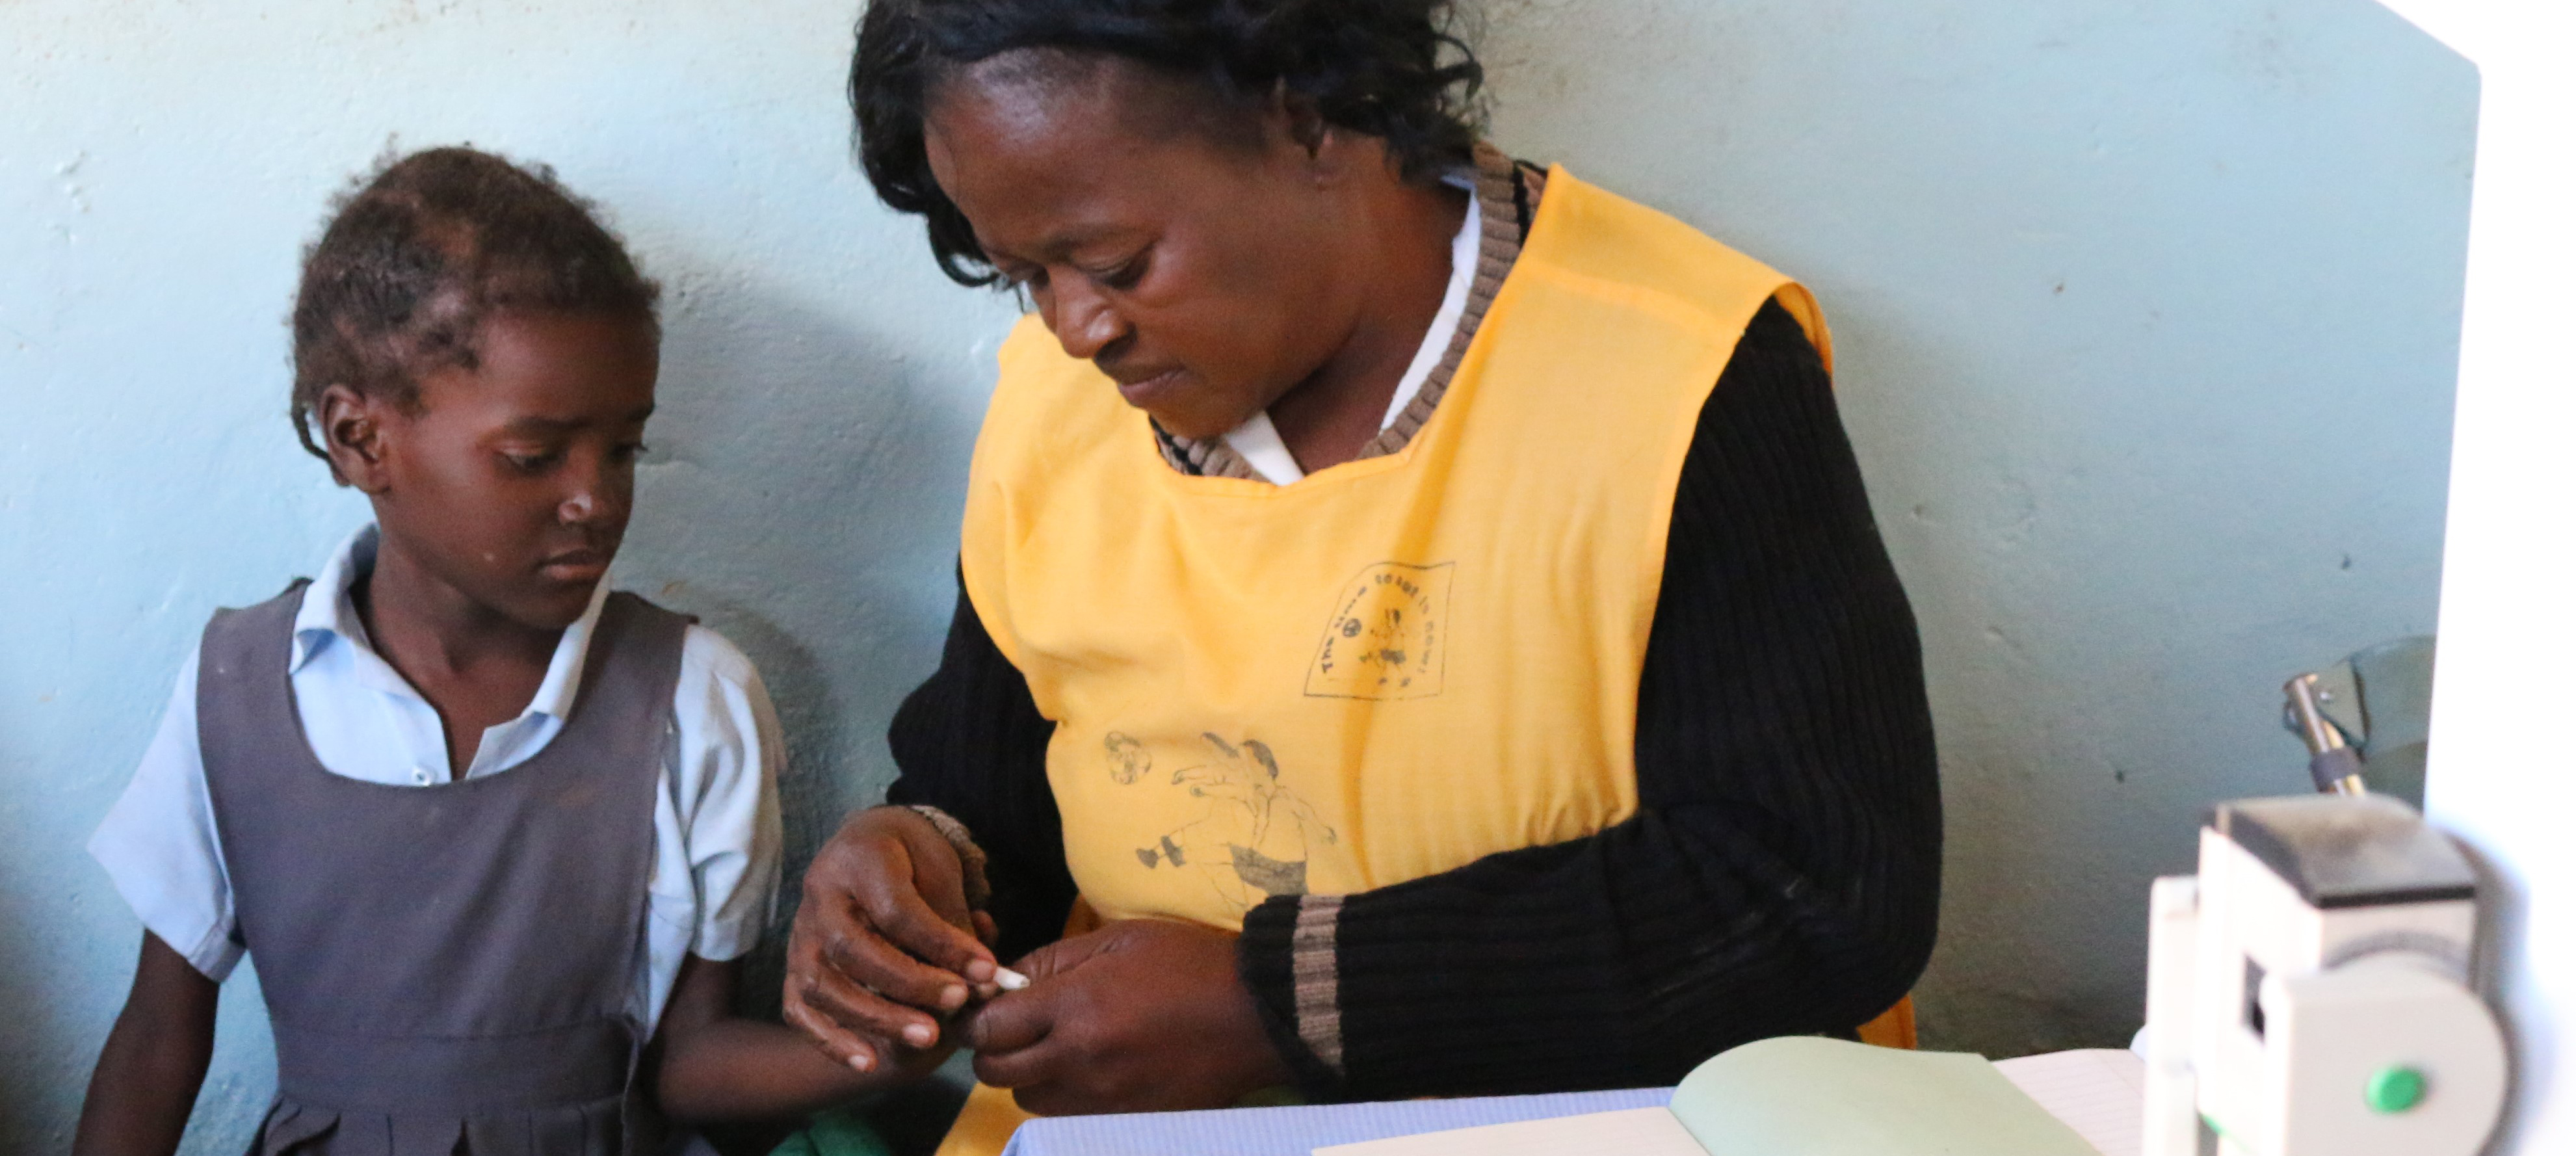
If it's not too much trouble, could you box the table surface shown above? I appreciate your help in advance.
[998,1049,2146,1156]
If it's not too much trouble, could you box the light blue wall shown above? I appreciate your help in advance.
[0,0,2471,1147]
[1479,0,2476,1054]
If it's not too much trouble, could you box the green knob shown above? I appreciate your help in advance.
[2366,1066,2428,1114]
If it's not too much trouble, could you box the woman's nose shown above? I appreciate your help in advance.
[1047,279,1129,361]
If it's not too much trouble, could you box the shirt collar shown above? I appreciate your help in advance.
[289,523,381,672]
[289,523,613,724]
[1217,168,1485,486]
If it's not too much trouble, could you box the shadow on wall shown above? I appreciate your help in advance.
[611,250,995,1019]
[0,752,64,1151]
[1481,0,2477,1055]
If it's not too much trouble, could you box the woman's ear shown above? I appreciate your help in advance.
[317,384,393,494]
[1259,83,1346,184]
[1277,86,1330,159]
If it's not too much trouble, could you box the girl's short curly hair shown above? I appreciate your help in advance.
[289,146,659,477]
[848,0,1485,287]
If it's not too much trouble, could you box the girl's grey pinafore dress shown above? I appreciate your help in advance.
[198,583,688,1155]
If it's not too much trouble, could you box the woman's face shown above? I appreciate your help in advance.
[923,53,1369,440]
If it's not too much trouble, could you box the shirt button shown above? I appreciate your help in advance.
[412,767,433,785]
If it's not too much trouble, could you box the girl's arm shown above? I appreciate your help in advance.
[75,933,218,1156]
[655,952,923,1123]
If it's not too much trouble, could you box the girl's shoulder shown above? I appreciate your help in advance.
[674,619,761,693]
[596,590,763,698]
[632,603,778,737]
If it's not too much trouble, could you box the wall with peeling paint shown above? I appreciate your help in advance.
[0,0,2472,1148]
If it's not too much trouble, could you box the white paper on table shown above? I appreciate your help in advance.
[1993,1048,2146,1156]
[1315,1106,1702,1156]
[1309,1043,2143,1156]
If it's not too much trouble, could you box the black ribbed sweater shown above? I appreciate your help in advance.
[886,300,1942,1100]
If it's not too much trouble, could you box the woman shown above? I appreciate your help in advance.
[785,1,1942,1150]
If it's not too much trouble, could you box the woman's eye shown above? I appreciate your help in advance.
[502,449,559,473]
[610,442,649,464]
[1097,253,1149,291]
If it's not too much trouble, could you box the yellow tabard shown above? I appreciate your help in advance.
[935,168,1830,1155]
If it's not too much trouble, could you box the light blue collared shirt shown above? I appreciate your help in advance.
[90,525,783,1032]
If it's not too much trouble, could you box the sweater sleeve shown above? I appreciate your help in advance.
[883,574,1079,963]
[1235,300,1944,1099]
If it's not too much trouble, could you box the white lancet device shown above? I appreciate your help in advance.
[2140,794,2507,1156]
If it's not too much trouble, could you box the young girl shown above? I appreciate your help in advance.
[75,148,900,1155]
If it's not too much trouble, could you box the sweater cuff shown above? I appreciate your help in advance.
[1240,893,1350,1097]
[897,804,992,911]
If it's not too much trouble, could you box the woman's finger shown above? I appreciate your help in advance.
[965,987,1056,1057]
[894,816,980,932]
[788,891,954,1045]
[969,1006,1066,1090]
[1005,1080,1091,1119]
[827,917,975,1021]
[781,984,885,1073]
[795,954,950,1050]
[782,914,897,1068]
[861,854,997,982]
[1009,925,1114,981]
[798,809,994,988]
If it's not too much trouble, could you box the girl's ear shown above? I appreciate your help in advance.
[317,384,393,494]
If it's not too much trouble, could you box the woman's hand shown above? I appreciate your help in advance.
[967,919,1295,1115]
[783,806,1001,1072]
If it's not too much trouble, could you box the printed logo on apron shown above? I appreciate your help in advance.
[1103,731,1339,915]
[1306,561,1454,700]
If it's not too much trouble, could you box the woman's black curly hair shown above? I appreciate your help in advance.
[849,0,1485,287]
[289,146,660,479]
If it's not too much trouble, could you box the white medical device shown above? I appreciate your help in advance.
[2140,793,2506,1156]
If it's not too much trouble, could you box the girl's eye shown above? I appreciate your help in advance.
[502,449,560,474]
[610,442,649,464]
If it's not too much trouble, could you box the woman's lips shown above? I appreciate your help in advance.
[1114,367,1187,408]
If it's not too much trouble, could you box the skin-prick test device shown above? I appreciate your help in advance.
[2140,793,2507,1156]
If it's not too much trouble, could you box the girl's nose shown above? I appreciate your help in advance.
[562,475,633,527]
[560,446,635,527]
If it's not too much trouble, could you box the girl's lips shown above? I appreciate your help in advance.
[1114,367,1186,408]
[540,557,609,584]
